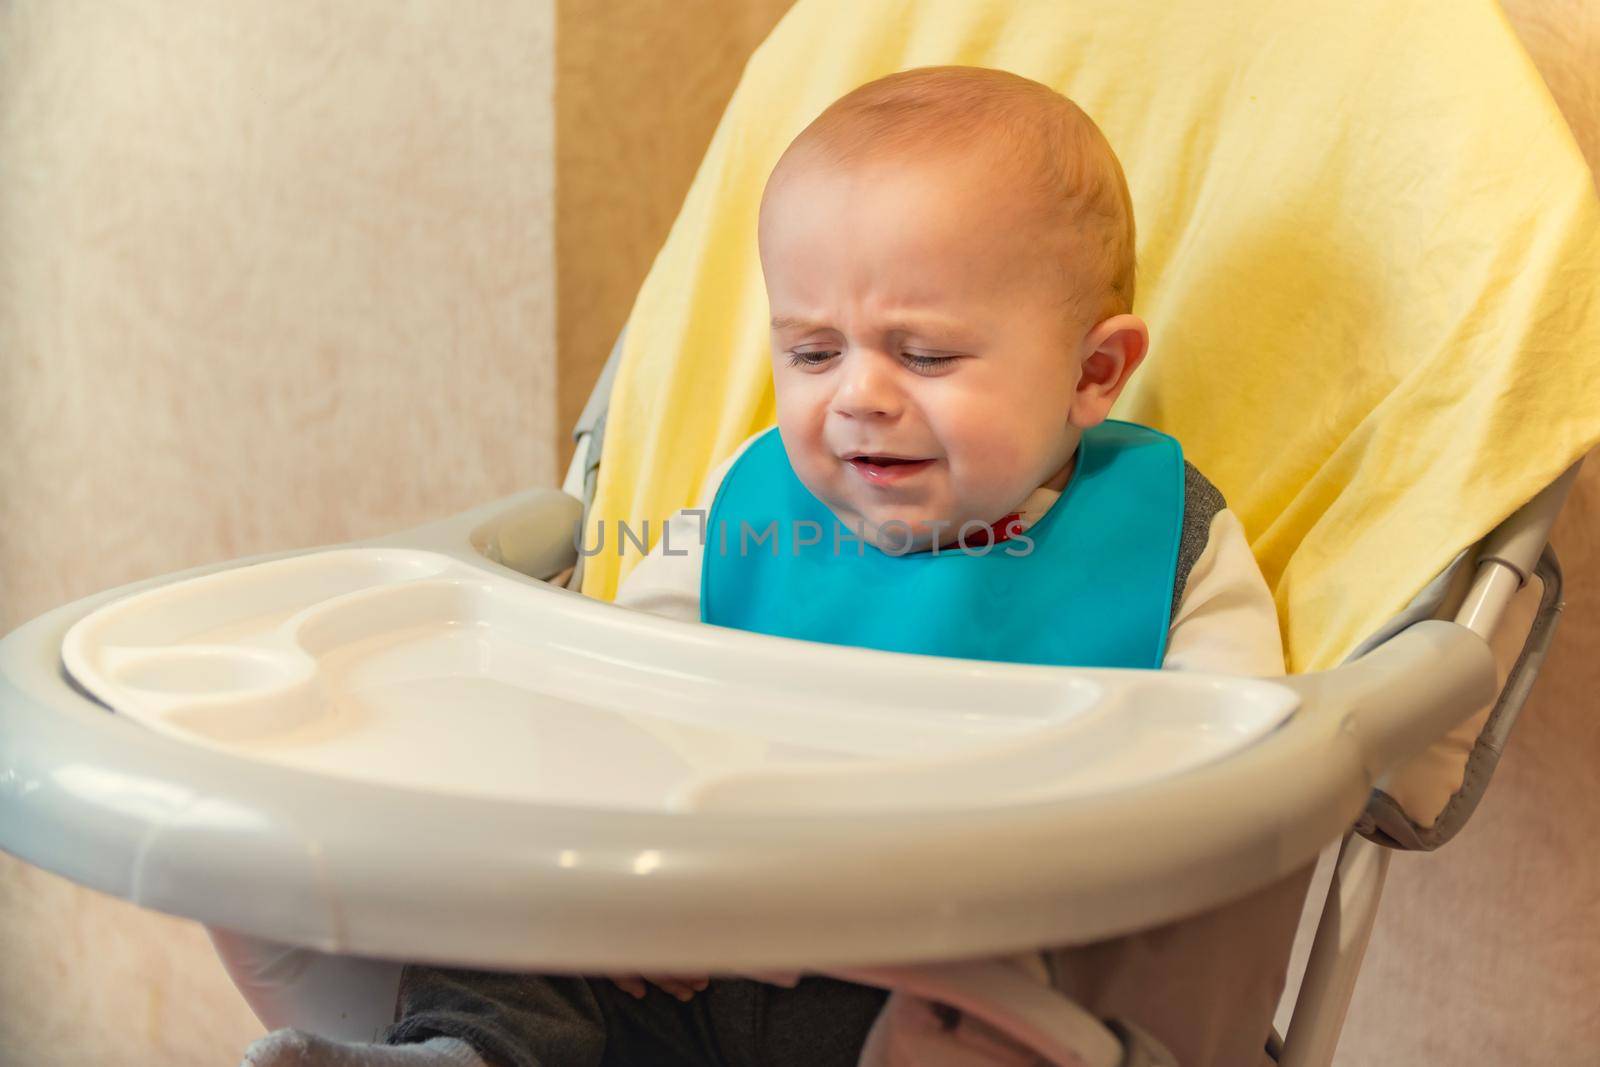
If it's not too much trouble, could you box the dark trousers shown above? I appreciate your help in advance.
[382,966,890,1067]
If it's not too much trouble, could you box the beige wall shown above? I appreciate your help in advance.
[0,2,556,1064]
[1,0,1596,1064]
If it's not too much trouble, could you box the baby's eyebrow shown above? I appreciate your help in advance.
[769,315,976,345]
[769,315,821,332]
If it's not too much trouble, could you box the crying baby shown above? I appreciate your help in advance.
[242,64,1298,1067]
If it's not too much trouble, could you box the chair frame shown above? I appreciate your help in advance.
[567,337,1580,1066]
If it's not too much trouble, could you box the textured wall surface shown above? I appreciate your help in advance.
[0,2,556,1064]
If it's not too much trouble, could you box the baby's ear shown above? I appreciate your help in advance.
[1069,314,1149,429]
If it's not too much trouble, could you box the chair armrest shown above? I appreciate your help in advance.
[1281,619,1498,782]
[375,487,583,581]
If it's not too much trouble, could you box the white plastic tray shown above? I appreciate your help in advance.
[4,492,1497,969]
[61,547,1296,815]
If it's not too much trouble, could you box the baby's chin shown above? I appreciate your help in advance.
[801,477,996,553]
[831,505,979,554]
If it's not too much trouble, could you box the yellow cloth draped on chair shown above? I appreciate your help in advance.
[581,0,1600,674]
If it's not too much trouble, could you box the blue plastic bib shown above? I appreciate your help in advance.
[701,420,1185,669]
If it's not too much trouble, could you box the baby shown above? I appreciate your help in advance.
[243,66,1298,1067]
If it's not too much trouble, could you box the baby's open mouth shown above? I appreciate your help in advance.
[846,454,935,484]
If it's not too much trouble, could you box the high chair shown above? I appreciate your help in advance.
[2,1,1597,1064]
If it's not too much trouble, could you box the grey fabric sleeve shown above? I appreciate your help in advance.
[1171,461,1227,623]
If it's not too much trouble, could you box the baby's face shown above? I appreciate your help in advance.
[760,153,1091,552]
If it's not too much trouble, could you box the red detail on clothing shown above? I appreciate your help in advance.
[936,513,1022,552]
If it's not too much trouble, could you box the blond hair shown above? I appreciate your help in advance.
[766,66,1136,322]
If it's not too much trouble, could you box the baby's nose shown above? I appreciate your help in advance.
[832,353,903,419]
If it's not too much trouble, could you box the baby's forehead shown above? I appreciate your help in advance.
[761,69,1136,320]
[763,141,1068,241]
[763,148,1096,288]
[771,128,1044,190]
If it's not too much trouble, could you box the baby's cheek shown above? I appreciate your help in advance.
[948,438,1030,516]
[961,430,1027,481]
[789,449,835,501]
